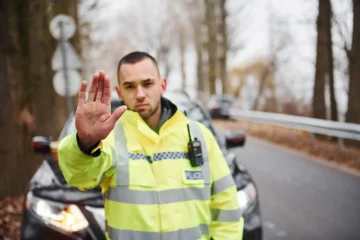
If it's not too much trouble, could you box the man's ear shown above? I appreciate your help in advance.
[115,85,122,100]
[160,78,167,95]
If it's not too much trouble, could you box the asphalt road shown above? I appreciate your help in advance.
[233,137,360,240]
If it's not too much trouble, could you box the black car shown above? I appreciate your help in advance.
[20,91,262,240]
[207,95,236,119]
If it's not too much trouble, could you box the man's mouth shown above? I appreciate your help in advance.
[135,104,148,110]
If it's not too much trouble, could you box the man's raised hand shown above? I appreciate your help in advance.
[75,70,127,149]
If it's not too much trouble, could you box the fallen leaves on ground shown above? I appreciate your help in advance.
[214,119,360,174]
[0,195,24,240]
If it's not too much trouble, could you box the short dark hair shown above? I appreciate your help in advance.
[117,51,159,82]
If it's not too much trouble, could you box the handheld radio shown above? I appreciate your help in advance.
[184,111,204,167]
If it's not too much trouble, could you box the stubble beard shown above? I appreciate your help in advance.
[138,101,160,120]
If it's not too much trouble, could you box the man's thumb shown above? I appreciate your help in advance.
[108,105,127,125]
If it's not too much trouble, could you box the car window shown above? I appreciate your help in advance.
[164,93,222,142]
[218,98,234,108]
[58,112,76,141]
[164,92,209,123]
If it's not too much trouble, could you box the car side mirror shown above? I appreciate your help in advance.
[225,130,246,148]
[32,136,52,154]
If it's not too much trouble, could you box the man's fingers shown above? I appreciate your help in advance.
[107,106,127,126]
[88,73,99,101]
[102,76,111,105]
[96,70,105,102]
[78,81,87,106]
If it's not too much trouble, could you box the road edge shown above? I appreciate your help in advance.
[247,135,360,177]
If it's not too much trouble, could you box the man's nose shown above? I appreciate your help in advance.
[136,86,145,100]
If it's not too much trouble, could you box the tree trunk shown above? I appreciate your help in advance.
[346,0,360,124]
[312,0,329,120]
[1,0,37,198]
[190,0,206,99]
[205,0,217,95]
[326,1,338,121]
[28,0,59,137]
[179,30,186,89]
[195,28,204,93]
[219,0,228,95]
[163,54,171,80]
[0,0,20,197]
[0,0,81,198]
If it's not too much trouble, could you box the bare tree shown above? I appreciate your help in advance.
[327,1,338,122]
[230,65,247,99]
[205,0,218,95]
[226,1,250,57]
[0,0,20,197]
[229,58,275,111]
[332,1,352,95]
[218,0,229,95]
[178,26,187,89]
[313,0,332,120]
[0,0,81,198]
[218,1,252,95]
[346,0,360,124]
[185,0,207,97]
[170,1,191,89]
[251,61,274,111]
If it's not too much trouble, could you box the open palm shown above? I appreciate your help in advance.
[75,70,127,149]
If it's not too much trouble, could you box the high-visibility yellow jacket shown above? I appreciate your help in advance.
[58,101,244,240]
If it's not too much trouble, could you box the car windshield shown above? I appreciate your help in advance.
[58,112,76,141]
[163,92,209,123]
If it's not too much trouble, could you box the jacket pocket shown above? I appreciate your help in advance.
[182,166,210,187]
[128,161,155,188]
[182,164,211,186]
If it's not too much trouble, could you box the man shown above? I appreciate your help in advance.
[58,51,244,240]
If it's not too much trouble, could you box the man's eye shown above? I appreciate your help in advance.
[125,85,134,89]
[144,82,153,87]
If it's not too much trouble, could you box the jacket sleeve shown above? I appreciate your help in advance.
[200,125,244,240]
[58,131,117,190]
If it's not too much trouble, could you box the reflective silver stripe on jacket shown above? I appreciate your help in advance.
[108,224,209,240]
[109,147,118,169]
[211,208,242,222]
[188,121,210,184]
[108,186,210,204]
[113,121,129,185]
[211,173,235,195]
[96,141,119,188]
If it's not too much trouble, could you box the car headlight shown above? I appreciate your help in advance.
[26,191,89,232]
[237,182,257,214]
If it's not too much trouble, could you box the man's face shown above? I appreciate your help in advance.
[116,58,166,120]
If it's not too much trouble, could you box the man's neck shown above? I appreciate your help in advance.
[144,103,162,130]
